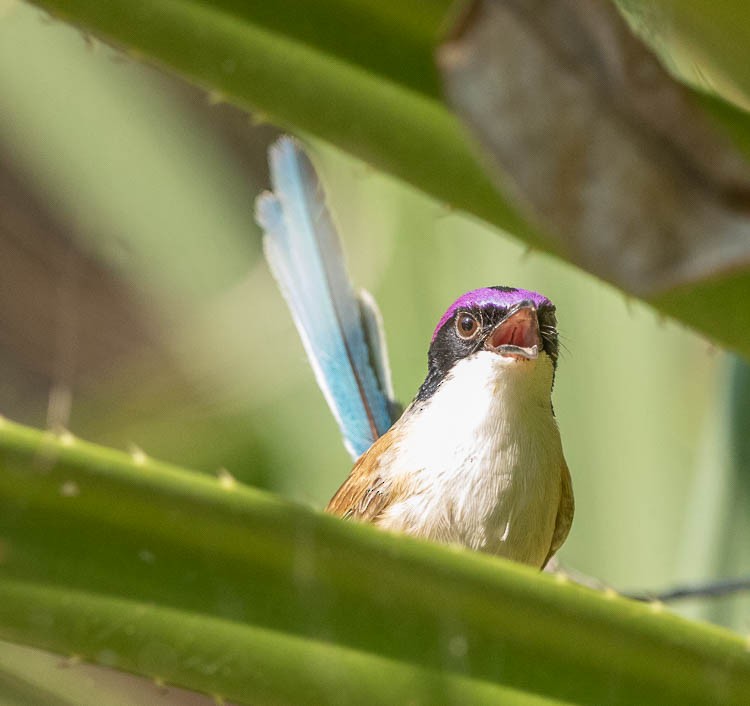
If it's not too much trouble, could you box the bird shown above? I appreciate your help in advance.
[256,136,573,569]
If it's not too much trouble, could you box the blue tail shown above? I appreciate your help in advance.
[256,137,397,458]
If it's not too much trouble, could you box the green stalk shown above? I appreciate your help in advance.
[26,0,750,358]
[31,0,527,242]
[0,417,748,704]
[0,580,548,706]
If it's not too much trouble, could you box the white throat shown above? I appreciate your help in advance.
[377,351,564,566]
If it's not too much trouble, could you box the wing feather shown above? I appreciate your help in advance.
[543,459,575,568]
[326,428,401,522]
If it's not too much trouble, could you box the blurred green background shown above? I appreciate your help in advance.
[0,0,747,637]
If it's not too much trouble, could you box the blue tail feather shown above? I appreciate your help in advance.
[256,137,396,458]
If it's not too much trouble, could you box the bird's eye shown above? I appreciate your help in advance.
[456,312,480,339]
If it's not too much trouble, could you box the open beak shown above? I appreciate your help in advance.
[484,301,540,360]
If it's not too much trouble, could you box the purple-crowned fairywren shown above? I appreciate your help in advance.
[256,137,573,569]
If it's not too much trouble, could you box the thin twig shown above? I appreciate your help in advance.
[624,576,750,603]
[552,561,750,603]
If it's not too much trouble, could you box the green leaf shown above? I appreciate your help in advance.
[616,0,750,111]
[0,417,749,704]
[25,0,750,358]
[0,639,221,706]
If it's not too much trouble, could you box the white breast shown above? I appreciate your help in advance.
[376,351,564,567]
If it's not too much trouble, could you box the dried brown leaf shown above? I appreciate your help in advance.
[438,0,750,295]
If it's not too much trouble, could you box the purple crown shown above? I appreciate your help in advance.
[432,287,551,341]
